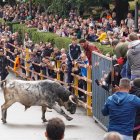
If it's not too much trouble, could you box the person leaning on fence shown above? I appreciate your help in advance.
[79,39,100,65]
[102,78,140,140]
[32,50,42,80]
[103,132,123,140]
[95,59,122,92]
[67,37,82,84]
[0,48,9,81]
[77,53,89,102]
[45,117,65,140]
[59,53,68,82]
[127,32,140,80]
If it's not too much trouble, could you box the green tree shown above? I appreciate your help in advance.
[32,0,95,16]
[31,0,134,20]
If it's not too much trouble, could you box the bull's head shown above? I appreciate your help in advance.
[66,95,78,114]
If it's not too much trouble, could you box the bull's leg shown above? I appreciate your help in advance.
[41,106,47,123]
[1,100,15,123]
[52,104,73,121]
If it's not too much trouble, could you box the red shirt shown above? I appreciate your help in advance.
[83,43,101,65]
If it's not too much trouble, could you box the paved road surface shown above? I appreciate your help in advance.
[0,73,105,140]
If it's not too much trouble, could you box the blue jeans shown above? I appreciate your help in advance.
[122,135,133,140]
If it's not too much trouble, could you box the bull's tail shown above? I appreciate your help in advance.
[0,80,6,89]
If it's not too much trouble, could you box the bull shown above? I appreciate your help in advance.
[0,79,78,123]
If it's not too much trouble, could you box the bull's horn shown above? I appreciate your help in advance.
[69,95,76,104]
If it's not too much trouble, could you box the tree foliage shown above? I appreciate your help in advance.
[30,0,135,17]
[32,0,96,16]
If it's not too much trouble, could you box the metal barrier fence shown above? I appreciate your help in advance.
[92,51,112,130]
[4,43,92,115]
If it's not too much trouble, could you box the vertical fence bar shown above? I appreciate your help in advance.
[74,76,78,96]
[87,66,92,116]
[73,62,78,96]
[25,47,30,77]
[57,60,60,81]
[40,70,44,80]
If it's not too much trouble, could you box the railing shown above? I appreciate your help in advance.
[5,43,92,116]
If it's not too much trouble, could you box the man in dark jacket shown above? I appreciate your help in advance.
[102,78,140,140]
[67,37,81,83]
[0,48,9,81]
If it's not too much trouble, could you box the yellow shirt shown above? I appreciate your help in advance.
[98,32,107,42]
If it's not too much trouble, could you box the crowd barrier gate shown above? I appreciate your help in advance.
[92,51,112,130]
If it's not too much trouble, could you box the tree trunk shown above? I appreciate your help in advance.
[114,0,129,25]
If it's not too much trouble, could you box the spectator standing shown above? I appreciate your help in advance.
[125,13,134,29]
[102,78,140,140]
[127,33,140,80]
[115,41,128,59]
[79,39,100,65]
[45,117,65,140]
[0,48,9,81]
[67,37,81,83]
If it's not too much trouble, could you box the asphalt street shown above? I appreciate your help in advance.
[0,73,105,140]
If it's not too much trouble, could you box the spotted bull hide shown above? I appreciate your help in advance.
[1,79,77,123]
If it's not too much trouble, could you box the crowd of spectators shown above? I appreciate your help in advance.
[1,3,140,44]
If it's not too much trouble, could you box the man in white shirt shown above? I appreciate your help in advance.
[125,13,134,29]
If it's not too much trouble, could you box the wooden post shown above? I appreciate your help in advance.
[74,76,78,96]
[40,70,44,80]
[25,47,30,78]
[57,60,60,81]
[87,66,92,116]
[74,62,78,96]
